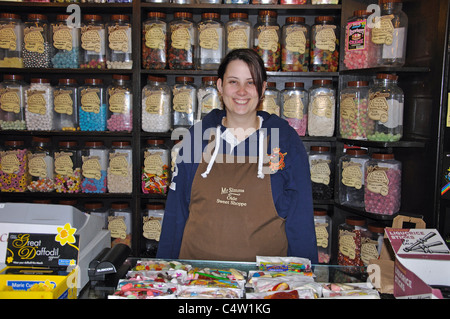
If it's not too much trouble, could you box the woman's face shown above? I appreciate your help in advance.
[217,59,265,118]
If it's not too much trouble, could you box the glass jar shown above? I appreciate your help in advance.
[54,140,81,193]
[310,16,339,72]
[108,202,132,248]
[84,202,108,229]
[224,0,249,3]
[339,81,371,140]
[338,216,367,267]
[281,82,308,136]
[0,74,27,130]
[367,73,403,141]
[53,78,78,131]
[308,79,335,137]
[107,141,132,193]
[254,10,280,71]
[343,10,378,70]
[281,16,309,72]
[79,78,107,131]
[142,139,169,195]
[141,202,165,257]
[141,75,171,133]
[106,15,132,69]
[260,82,280,116]
[0,140,30,192]
[172,0,193,4]
[372,0,408,67]
[314,209,332,264]
[197,13,224,70]
[338,148,370,208]
[142,12,167,70]
[361,223,385,265]
[51,14,80,69]
[81,141,108,193]
[225,13,252,54]
[172,76,196,127]
[197,76,221,121]
[364,153,402,215]
[0,13,23,68]
[312,0,339,3]
[80,15,106,69]
[253,0,277,4]
[168,12,196,70]
[145,0,169,3]
[27,136,54,192]
[309,146,333,200]
[281,0,306,3]
[23,14,51,68]
[106,74,132,132]
[25,78,53,131]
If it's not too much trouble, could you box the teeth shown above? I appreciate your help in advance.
[234,99,248,105]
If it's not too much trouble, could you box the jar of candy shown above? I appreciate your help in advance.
[260,82,280,116]
[197,76,221,121]
[308,79,335,137]
[312,0,339,3]
[51,14,80,69]
[107,141,132,193]
[168,12,196,70]
[281,0,306,3]
[80,15,106,69]
[145,0,169,3]
[84,202,108,229]
[27,136,54,192]
[79,78,107,131]
[0,74,27,130]
[254,10,280,71]
[364,153,401,215]
[141,75,172,133]
[252,0,277,5]
[281,82,308,136]
[309,146,333,200]
[339,81,371,140]
[108,202,132,248]
[172,0,193,4]
[361,223,385,265]
[23,14,51,68]
[343,10,378,70]
[372,0,408,67]
[281,17,309,72]
[224,0,249,3]
[54,140,81,193]
[314,209,332,264]
[0,140,30,192]
[197,13,224,70]
[142,139,169,195]
[25,78,54,131]
[367,73,403,141]
[0,13,23,68]
[81,141,108,193]
[225,13,252,54]
[142,12,167,70]
[53,78,78,131]
[310,16,339,72]
[141,202,165,257]
[106,75,132,132]
[172,76,196,127]
[338,216,367,267]
[106,15,132,69]
[338,148,370,208]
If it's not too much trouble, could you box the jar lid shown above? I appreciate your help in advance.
[315,16,334,23]
[58,141,77,147]
[229,12,248,19]
[346,148,368,156]
[113,74,130,81]
[85,141,104,147]
[285,16,306,24]
[379,0,402,3]
[3,74,23,81]
[112,141,131,147]
[376,73,398,81]
[84,202,103,209]
[174,12,193,19]
[314,209,327,216]
[147,12,166,19]
[84,78,103,85]
[348,81,369,87]
[58,78,77,85]
[56,14,70,21]
[285,82,304,88]
[111,202,129,209]
[353,10,371,17]
[146,203,165,210]
[310,146,330,152]
[202,12,220,19]
[202,76,218,82]
[32,136,51,143]
[33,199,51,204]
[31,78,50,84]
[147,139,164,145]
[59,199,77,206]
[175,76,194,83]
[368,222,386,234]
[147,75,166,83]
[5,140,24,146]
[372,153,395,160]
[312,79,332,86]
[83,14,102,21]
[259,10,277,17]
[345,216,366,226]
[1,13,21,20]
[28,14,47,21]
[266,82,276,87]
[111,14,129,21]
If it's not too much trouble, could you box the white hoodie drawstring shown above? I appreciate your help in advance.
[257,130,265,179]
[201,125,221,178]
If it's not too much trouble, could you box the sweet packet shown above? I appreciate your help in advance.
[256,256,313,275]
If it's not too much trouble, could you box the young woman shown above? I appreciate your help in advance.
[157,49,317,263]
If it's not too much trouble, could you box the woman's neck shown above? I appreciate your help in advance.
[222,113,260,142]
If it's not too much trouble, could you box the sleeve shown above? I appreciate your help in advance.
[282,135,318,263]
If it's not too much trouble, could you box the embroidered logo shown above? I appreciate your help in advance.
[269,147,287,172]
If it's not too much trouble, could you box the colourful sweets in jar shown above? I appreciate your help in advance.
[54,141,81,193]
[254,10,280,71]
[0,140,30,192]
[142,139,169,195]
[81,141,108,193]
[281,16,309,72]
[310,16,339,72]
[142,12,167,70]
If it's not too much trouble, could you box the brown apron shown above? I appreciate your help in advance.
[179,132,288,262]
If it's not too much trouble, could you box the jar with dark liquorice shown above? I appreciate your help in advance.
[53,78,78,131]
[254,10,280,71]
[141,202,165,257]
[308,146,333,200]
[281,16,309,72]
[54,141,81,194]
[23,14,52,68]
[0,74,27,130]
[142,12,167,70]
[338,216,367,267]
[310,16,339,72]
[109,202,132,248]
[168,12,197,70]
[0,13,23,68]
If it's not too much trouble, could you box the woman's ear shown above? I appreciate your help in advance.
[217,78,223,95]
[261,81,267,98]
